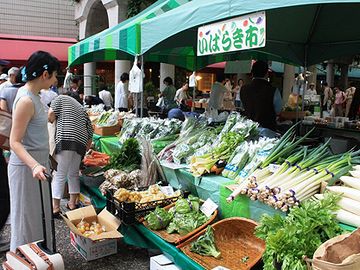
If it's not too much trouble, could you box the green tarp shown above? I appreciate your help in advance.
[92,134,120,154]
[140,0,360,69]
[68,0,192,67]
[92,134,177,155]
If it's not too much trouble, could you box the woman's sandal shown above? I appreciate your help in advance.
[66,203,79,211]
[53,208,61,218]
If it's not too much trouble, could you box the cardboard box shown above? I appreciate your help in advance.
[150,254,181,270]
[63,206,122,261]
[94,124,121,136]
[70,231,117,261]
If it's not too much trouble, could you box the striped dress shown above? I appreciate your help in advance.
[51,95,93,156]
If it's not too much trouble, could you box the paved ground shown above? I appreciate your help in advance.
[0,219,151,270]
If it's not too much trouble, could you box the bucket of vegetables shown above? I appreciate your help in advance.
[178,217,265,270]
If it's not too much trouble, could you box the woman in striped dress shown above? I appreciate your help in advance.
[48,92,93,215]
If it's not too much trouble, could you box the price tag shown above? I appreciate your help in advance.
[269,163,280,173]
[200,198,218,217]
[160,186,174,196]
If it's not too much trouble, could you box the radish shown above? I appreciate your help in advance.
[340,176,360,190]
[336,209,360,227]
[349,170,360,178]
[316,194,360,216]
[326,186,360,202]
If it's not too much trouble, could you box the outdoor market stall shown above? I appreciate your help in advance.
[78,108,360,269]
[67,0,360,268]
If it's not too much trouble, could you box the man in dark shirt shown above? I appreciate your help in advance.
[241,60,282,131]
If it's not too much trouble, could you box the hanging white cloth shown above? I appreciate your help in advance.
[63,70,73,90]
[129,58,143,93]
[189,72,196,87]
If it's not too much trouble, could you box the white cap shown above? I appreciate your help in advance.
[8,67,19,76]
[0,73,8,80]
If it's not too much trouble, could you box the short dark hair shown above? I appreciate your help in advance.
[65,91,82,104]
[216,73,225,83]
[251,60,268,78]
[23,51,60,82]
[120,72,129,82]
[163,77,173,85]
[71,78,79,84]
[322,82,328,86]
[238,78,244,85]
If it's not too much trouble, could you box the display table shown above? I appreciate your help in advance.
[218,182,356,232]
[162,164,230,205]
[301,123,360,153]
[122,224,204,270]
[219,183,286,222]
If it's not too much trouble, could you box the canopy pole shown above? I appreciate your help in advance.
[191,47,197,112]
[140,54,144,118]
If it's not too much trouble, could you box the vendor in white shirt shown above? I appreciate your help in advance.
[305,83,317,96]
[98,84,113,110]
[114,73,129,112]
[174,82,189,105]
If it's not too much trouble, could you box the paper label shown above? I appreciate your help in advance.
[269,163,280,173]
[224,164,238,172]
[200,198,218,217]
[160,186,174,196]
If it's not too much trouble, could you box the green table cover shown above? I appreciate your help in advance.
[79,176,107,210]
[339,223,357,232]
[92,134,120,154]
[92,134,176,155]
[163,167,231,205]
[219,183,357,230]
[219,182,250,219]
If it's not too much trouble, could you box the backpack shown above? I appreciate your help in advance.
[0,109,12,150]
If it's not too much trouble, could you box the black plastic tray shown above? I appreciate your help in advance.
[106,187,187,225]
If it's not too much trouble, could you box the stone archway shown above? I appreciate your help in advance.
[85,1,109,37]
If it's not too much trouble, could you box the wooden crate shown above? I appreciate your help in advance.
[94,124,121,136]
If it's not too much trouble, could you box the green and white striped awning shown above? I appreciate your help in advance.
[68,0,191,67]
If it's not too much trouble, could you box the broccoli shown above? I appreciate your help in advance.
[190,226,221,259]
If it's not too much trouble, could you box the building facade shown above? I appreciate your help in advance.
[0,0,77,67]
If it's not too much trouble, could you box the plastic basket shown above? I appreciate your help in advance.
[178,217,265,270]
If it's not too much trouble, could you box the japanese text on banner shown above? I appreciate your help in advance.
[197,11,266,56]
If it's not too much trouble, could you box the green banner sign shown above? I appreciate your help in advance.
[197,11,266,56]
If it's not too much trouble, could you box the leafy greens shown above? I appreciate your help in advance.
[255,193,343,270]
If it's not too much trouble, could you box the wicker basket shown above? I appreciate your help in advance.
[142,203,218,245]
[177,217,265,270]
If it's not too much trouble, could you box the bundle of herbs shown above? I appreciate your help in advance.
[255,192,343,270]
[106,138,142,172]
